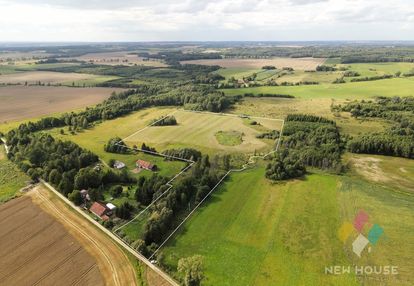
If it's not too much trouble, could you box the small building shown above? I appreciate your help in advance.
[89,202,107,220]
[136,159,156,171]
[80,189,90,201]
[113,160,126,169]
[106,203,116,215]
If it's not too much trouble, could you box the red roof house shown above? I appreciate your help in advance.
[89,202,107,218]
[136,159,156,171]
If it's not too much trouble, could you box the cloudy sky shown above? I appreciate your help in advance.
[0,0,413,42]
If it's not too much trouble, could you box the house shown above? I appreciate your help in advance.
[113,160,126,169]
[89,202,108,220]
[136,159,156,171]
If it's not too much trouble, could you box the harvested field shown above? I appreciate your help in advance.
[28,186,141,286]
[0,195,105,286]
[180,57,326,70]
[67,51,167,67]
[0,86,121,123]
[0,71,116,85]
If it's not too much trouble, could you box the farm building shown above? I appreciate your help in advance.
[105,203,116,215]
[136,159,157,171]
[113,160,126,169]
[89,202,109,221]
[80,189,90,201]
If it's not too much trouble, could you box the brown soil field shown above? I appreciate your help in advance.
[0,195,105,286]
[181,57,326,70]
[0,71,111,85]
[28,186,140,286]
[67,51,167,67]
[0,86,121,123]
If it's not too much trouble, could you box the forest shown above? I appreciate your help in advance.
[333,97,414,158]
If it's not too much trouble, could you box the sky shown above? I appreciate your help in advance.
[0,0,413,42]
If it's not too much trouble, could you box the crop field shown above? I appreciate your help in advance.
[0,196,105,286]
[162,166,414,286]
[0,146,30,203]
[0,86,121,123]
[124,110,282,154]
[223,77,414,99]
[0,71,117,86]
[66,51,167,67]
[181,57,326,70]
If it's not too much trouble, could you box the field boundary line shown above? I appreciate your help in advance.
[141,110,285,259]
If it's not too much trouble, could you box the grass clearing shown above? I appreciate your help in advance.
[0,146,30,203]
[124,110,281,154]
[230,97,390,136]
[344,153,414,193]
[215,130,243,146]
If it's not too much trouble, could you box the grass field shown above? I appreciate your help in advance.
[0,86,120,123]
[344,153,414,193]
[181,57,326,70]
[47,107,186,179]
[124,110,282,154]
[0,146,30,203]
[337,62,414,77]
[223,77,414,100]
[162,166,414,285]
[230,97,390,136]
[215,130,243,146]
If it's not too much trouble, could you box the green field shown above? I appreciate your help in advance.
[0,146,29,203]
[223,77,414,99]
[215,68,262,80]
[124,110,281,154]
[162,166,414,285]
[46,107,186,179]
[215,130,243,146]
[337,62,414,77]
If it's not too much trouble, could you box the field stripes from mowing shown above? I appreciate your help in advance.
[111,109,284,260]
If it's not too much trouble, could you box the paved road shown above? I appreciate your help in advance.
[39,179,179,286]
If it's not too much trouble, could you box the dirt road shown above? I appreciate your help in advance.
[29,186,138,286]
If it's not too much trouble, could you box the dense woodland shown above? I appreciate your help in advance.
[333,97,414,158]
[266,114,345,180]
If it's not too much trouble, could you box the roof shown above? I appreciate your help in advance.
[113,161,126,169]
[136,159,154,169]
[90,202,107,217]
[106,203,116,210]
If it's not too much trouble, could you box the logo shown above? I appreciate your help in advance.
[338,209,384,257]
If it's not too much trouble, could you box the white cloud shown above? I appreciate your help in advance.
[0,0,413,41]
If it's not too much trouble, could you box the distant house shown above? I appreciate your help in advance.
[113,160,126,169]
[136,159,156,171]
[89,202,109,221]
